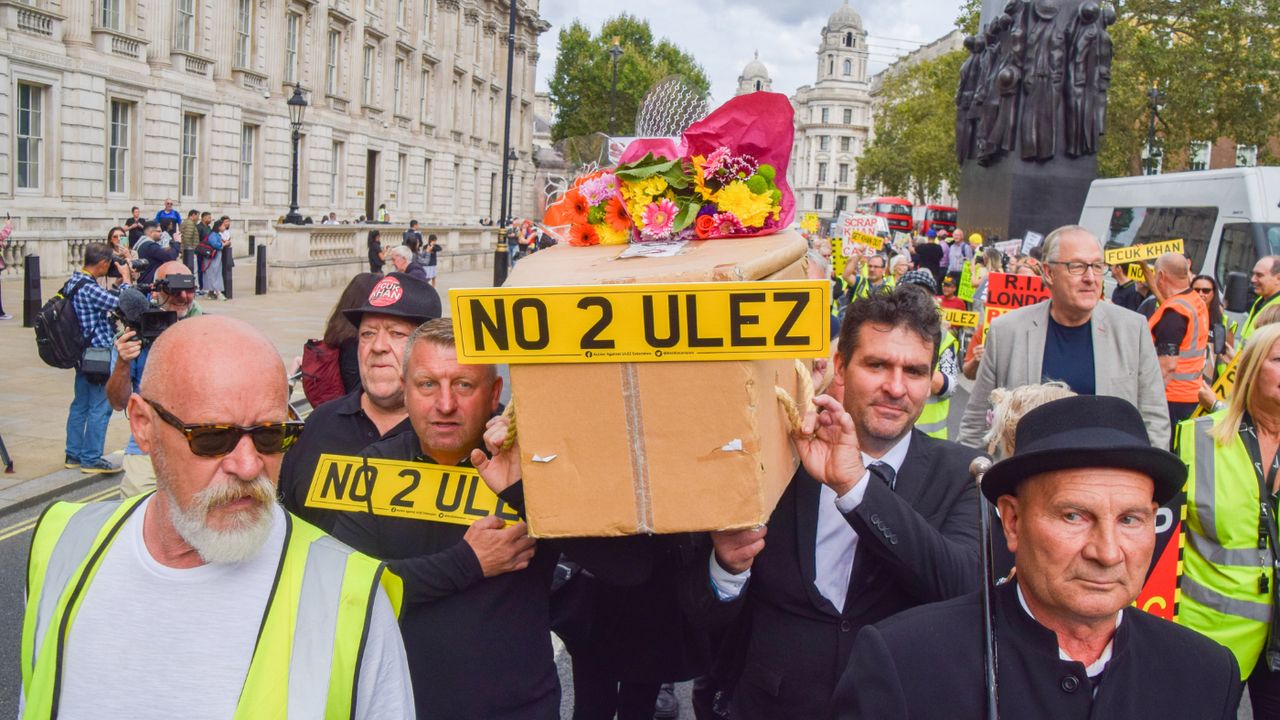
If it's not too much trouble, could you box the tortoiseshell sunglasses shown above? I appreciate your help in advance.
[143,398,304,457]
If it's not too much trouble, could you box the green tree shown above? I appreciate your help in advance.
[856,49,965,204]
[547,15,710,142]
[1099,0,1280,176]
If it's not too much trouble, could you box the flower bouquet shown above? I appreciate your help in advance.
[541,92,795,246]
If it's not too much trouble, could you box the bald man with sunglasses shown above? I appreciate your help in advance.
[18,316,414,719]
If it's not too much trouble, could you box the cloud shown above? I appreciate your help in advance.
[533,0,965,106]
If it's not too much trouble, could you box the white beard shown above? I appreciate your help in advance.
[159,474,278,565]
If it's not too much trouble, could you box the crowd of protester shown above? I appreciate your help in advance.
[28,217,1280,720]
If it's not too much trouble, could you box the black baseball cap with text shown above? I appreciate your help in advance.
[343,272,441,327]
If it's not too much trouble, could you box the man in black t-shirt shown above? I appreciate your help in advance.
[1109,263,1145,312]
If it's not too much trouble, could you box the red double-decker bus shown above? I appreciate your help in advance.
[865,196,914,233]
[914,204,958,235]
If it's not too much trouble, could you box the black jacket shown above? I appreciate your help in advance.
[681,429,984,719]
[831,579,1242,720]
[333,431,651,720]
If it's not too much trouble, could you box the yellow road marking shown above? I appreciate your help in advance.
[0,485,122,541]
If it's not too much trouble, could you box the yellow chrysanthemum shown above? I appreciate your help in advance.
[713,181,774,228]
[627,196,649,229]
[690,156,714,201]
[594,222,630,245]
[624,176,668,201]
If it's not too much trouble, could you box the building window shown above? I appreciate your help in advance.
[451,79,460,128]
[840,136,851,152]
[815,193,824,210]
[330,141,343,205]
[754,80,761,92]
[109,100,129,195]
[818,162,828,182]
[397,153,407,209]
[845,31,853,47]
[16,83,42,190]
[174,0,195,51]
[843,108,852,124]
[1237,145,1258,168]
[1189,141,1211,171]
[828,55,834,75]
[473,21,480,62]
[843,59,851,75]
[180,114,199,198]
[470,87,477,135]
[326,30,340,95]
[397,0,406,24]
[422,0,432,37]
[394,58,404,114]
[235,0,252,68]
[362,45,375,105]
[101,0,122,30]
[239,125,255,202]
[821,107,829,124]
[836,195,847,212]
[424,157,433,211]
[838,163,849,184]
[820,136,830,150]
[284,13,300,83]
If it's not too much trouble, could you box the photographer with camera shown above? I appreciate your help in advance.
[133,220,179,285]
[106,260,202,497]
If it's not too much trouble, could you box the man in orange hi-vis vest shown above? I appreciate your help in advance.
[1147,252,1209,435]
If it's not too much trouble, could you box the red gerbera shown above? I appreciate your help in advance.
[604,195,630,232]
[568,223,601,246]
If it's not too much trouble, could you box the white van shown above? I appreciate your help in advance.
[1078,167,1280,314]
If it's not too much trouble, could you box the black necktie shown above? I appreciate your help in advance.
[869,462,896,491]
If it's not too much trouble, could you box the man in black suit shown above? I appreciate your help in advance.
[333,319,647,719]
[682,287,985,719]
[832,395,1242,719]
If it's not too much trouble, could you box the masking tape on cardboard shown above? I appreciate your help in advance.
[303,454,519,526]
[620,362,654,534]
[1103,238,1184,266]
[450,280,830,365]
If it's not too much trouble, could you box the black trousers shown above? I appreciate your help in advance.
[1250,652,1280,720]
[571,658,661,720]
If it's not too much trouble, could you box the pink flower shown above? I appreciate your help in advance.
[703,147,732,175]
[579,177,612,206]
[711,212,744,236]
[642,198,678,238]
[598,172,620,194]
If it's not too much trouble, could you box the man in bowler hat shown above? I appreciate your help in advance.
[831,395,1242,719]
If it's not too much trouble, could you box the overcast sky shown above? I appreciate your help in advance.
[532,0,967,107]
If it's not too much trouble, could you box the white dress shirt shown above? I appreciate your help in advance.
[711,432,913,612]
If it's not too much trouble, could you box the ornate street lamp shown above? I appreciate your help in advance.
[284,83,308,225]
[506,148,518,217]
[608,37,624,136]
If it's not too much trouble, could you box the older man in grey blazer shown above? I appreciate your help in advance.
[958,225,1170,449]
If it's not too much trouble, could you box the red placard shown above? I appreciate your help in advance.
[985,273,1050,310]
[1135,518,1182,622]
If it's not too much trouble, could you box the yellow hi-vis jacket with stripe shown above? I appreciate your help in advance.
[1178,412,1273,679]
[916,330,958,440]
[19,493,404,719]
[1242,293,1280,342]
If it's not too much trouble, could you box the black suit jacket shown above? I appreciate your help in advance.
[832,579,1242,720]
[682,429,985,720]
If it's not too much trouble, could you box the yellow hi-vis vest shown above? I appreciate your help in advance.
[916,331,958,440]
[1178,412,1274,679]
[1242,292,1280,341]
[20,493,404,719]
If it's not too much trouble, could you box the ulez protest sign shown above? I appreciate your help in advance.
[979,273,1052,342]
[1104,238,1185,266]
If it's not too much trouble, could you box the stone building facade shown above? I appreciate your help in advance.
[0,0,546,274]
[786,1,873,222]
[734,51,771,96]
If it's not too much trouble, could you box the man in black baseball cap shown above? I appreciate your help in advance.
[279,272,441,531]
[832,395,1242,720]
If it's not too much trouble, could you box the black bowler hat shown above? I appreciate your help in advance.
[982,395,1186,506]
[343,272,442,327]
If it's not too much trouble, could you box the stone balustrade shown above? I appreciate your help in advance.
[267,223,499,292]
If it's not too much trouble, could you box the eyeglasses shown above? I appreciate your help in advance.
[1046,261,1107,276]
[143,398,304,457]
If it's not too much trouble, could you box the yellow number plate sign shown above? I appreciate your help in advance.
[304,454,520,526]
[450,280,830,364]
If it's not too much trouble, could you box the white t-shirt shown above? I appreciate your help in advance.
[31,497,413,719]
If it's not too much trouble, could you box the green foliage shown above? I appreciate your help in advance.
[1098,0,1280,176]
[856,49,966,204]
[547,15,710,142]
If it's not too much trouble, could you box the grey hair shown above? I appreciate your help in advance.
[889,254,910,273]
[402,318,498,383]
[1040,225,1100,264]
[390,245,414,263]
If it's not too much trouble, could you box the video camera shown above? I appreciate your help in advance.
[113,273,196,348]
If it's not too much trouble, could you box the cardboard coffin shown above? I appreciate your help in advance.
[505,231,811,537]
